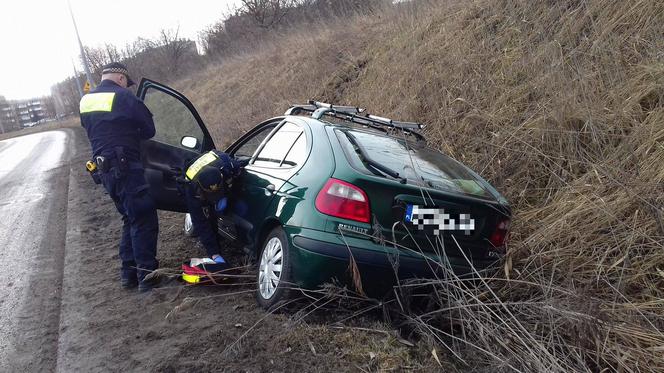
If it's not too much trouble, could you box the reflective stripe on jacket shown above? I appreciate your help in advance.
[80,92,116,113]
[186,151,219,180]
[79,79,155,161]
[185,150,244,182]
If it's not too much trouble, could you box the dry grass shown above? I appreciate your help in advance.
[170,0,664,371]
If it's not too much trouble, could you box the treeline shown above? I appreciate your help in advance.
[200,0,388,57]
[51,0,389,115]
[51,27,202,116]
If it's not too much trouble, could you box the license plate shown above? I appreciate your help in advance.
[404,204,475,235]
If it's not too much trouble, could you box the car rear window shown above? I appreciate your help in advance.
[336,129,495,200]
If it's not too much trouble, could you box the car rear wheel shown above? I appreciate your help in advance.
[256,227,293,309]
[183,213,196,237]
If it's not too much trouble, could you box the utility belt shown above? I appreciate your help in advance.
[94,156,142,173]
[85,147,142,184]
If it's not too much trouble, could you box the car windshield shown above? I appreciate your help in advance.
[337,129,495,200]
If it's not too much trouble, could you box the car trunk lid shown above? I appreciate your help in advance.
[332,127,511,260]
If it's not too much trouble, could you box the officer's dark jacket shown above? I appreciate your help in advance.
[79,79,155,161]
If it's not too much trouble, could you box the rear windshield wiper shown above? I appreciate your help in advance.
[345,131,407,184]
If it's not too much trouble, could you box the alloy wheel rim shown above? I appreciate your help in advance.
[258,237,283,299]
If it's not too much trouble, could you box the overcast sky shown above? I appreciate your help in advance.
[0,0,240,100]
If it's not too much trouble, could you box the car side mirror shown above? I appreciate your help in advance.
[181,136,198,149]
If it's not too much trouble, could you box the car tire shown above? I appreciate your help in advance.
[183,213,197,237]
[256,226,293,310]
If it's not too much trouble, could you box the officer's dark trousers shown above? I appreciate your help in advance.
[101,167,159,282]
[184,183,220,257]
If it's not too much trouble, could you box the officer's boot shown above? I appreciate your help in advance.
[121,268,138,289]
[138,267,160,292]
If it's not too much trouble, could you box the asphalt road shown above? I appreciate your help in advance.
[0,130,74,372]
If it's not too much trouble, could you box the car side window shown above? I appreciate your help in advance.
[142,88,204,150]
[282,132,306,166]
[253,122,305,168]
[232,125,276,158]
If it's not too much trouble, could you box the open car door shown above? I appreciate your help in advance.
[136,78,216,212]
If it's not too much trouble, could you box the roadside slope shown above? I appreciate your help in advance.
[168,0,664,370]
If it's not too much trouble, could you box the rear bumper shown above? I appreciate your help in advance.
[285,227,499,294]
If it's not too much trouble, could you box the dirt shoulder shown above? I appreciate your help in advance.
[56,127,437,372]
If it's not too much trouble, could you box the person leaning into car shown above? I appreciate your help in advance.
[182,150,247,267]
[79,62,160,292]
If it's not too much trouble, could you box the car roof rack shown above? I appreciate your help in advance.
[285,100,426,141]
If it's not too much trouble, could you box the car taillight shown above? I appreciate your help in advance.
[489,219,510,248]
[315,178,370,223]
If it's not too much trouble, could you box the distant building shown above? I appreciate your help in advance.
[0,98,19,133]
[18,99,49,126]
[0,97,55,133]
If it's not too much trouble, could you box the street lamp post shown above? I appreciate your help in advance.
[71,59,84,98]
[68,0,95,90]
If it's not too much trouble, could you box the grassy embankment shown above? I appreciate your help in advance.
[171,0,664,371]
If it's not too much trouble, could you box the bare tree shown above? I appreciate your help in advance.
[240,0,301,28]
[0,95,8,133]
[199,0,387,59]
[103,44,122,64]
[50,74,85,116]
[156,27,195,78]
[82,44,121,82]
[41,96,57,118]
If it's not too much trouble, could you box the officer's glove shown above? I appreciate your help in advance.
[212,254,226,264]
[215,197,228,213]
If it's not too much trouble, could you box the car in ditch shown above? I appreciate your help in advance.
[136,79,512,309]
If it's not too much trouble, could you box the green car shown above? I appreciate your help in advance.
[137,79,512,308]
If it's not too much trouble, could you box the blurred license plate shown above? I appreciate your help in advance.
[404,204,475,235]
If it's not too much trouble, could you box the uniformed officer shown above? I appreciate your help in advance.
[183,150,247,265]
[79,62,160,292]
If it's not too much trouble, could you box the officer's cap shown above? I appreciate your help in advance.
[101,62,135,87]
